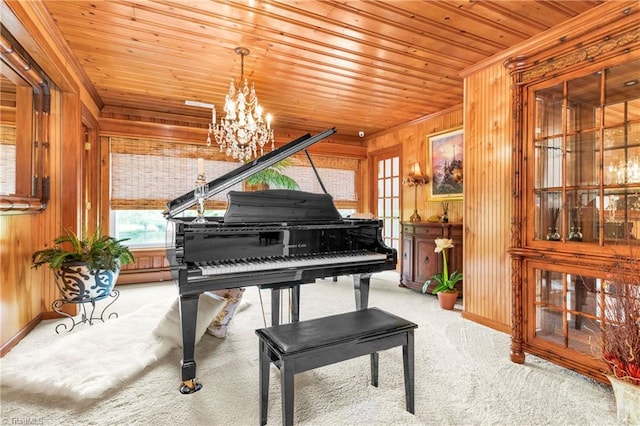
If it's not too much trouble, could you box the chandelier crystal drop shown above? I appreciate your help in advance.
[207,47,274,161]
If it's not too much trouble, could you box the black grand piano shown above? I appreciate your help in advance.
[163,128,397,394]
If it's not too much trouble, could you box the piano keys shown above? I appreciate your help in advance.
[164,128,397,394]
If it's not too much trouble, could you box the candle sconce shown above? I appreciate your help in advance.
[194,158,208,223]
[402,162,429,222]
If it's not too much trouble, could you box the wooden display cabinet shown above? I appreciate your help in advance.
[507,10,640,384]
[400,222,463,295]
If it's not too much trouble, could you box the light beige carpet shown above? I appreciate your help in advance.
[0,271,617,425]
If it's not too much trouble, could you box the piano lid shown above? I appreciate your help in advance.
[163,127,336,218]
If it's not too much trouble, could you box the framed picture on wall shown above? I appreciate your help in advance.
[428,127,463,200]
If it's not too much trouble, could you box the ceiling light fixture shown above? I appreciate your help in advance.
[207,47,274,161]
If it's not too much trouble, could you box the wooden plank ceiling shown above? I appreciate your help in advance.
[41,0,603,137]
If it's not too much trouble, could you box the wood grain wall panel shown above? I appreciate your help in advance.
[462,62,512,332]
[367,107,464,223]
[0,215,41,344]
[1,91,62,353]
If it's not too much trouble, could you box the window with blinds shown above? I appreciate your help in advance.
[110,137,358,210]
[109,137,359,246]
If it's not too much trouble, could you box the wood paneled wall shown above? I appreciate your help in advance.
[366,72,513,333]
[366,107,464,223]
[0,2,99,355]
[461,63,513,332]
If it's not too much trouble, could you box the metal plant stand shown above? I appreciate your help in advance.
[51,290,120,334]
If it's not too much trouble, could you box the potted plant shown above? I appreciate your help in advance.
[32,228,135,304]
[599,254,640,424]
[422,238,463,310]
[244,158,299,190]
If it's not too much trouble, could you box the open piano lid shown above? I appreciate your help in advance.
[163,127,336,218]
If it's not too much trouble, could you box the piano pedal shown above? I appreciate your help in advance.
[180,379,202,394]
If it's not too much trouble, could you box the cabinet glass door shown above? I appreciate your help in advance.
[534,268,602,354]
[532,57,640,245]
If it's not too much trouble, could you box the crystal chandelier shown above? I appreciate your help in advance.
[207,47,274,161]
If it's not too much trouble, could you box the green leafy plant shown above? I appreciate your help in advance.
[422,238,463,294]
[32,228,135,272]
[245,158,299,190]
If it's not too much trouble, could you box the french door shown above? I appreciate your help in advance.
[372,149,401,261]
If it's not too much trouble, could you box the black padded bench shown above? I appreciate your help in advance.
[256,307,417,425]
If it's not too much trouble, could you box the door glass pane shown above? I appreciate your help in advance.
[604,125,640,185]
[567,72,600,133]
[567,275,601,353]
[535,268,605,354]
[534,137,563,189]
[566,189,598,243]
[392,156,399,176]
[536,190,563,241]
[375,152,401,256]
[604,58,640,126]
[603,187,640,242]
[566,132,598,187]
[536,269,564,343]
[534,84,563,139]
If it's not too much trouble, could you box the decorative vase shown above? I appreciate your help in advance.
[545,226,561,241]
[567,226,583,241]
[437,291,458,310]
[608,375,640,425]
[53,261,120,303]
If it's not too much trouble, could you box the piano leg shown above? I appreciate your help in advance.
[352,273,372,310]
[179,291,202,394]
[270,285,301,326]
[291,285,300,323]
[271,288,281,326]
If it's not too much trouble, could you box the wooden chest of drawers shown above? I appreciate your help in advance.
[400,222,463,294]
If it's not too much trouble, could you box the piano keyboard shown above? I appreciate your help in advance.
[197,250,388,276]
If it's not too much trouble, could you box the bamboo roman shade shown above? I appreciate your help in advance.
[110,137,358,211]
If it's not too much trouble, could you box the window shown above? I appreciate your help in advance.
[109,137,359,247]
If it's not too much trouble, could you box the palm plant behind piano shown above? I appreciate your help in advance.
[244,159,299,190]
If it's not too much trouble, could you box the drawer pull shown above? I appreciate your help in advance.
[423,256,429,263]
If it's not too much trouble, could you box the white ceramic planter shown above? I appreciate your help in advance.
[609,375,640,425]
[53,262,120,303]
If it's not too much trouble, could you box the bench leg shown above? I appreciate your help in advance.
[259,339,270,425]
[370,352,379,387]
[281,361,295,426]
[403,330,415,414]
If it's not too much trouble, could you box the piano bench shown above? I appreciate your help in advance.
[255,307,417,425]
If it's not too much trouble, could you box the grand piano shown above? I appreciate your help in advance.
[163,128,397,393]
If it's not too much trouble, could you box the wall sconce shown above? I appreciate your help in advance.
[402,162,429,222]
